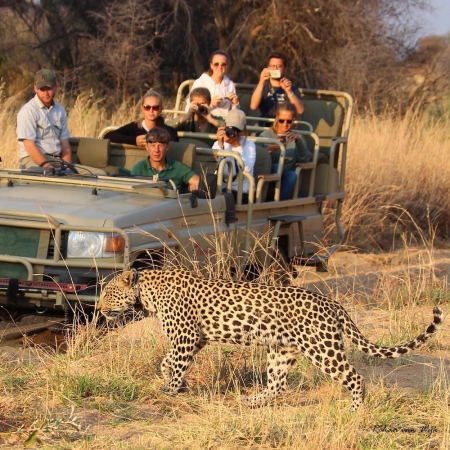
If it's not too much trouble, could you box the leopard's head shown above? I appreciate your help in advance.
[97,270,139,320]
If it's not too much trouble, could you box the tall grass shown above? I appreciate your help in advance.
[2,87,450,249]
[341,110,450,249]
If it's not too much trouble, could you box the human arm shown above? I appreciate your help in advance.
[188,174,200,192]
[250,68,270,110]
[286,132,311,163]
[243,141,256,177]
[21,140,54,167]
[259,128,280,154]
[227,81,239,110]
[279,79,304,115]
[104,122,146,147]
[60,138,72,163]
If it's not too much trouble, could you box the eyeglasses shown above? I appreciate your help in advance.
[212,62,227,67]
[268,64,283,69]
[142,104,161,111]
[278,119,293,124]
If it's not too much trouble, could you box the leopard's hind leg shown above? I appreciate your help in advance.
[304,343,365,411]
[241,346,297,407]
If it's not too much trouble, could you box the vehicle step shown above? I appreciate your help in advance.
[268,214,308,224]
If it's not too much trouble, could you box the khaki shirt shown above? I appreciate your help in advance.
[17,95,71,159]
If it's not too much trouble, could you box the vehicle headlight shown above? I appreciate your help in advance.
[67,232,125,258]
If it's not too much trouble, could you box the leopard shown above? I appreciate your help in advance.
[97,268,443,410]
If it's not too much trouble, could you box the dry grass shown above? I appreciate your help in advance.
[0,296,449,448]
[1,88,450,448]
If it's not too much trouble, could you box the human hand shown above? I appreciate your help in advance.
[286,131,299,143]
[136,135,147,147]
[211,95,223,107]
[267,144,279,153]
[216,126,226,147]
[280,77,293,95]
[188,101,199,115]
[259,68,270,84]
[227,92,239,106]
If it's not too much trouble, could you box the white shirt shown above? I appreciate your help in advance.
[17,95,71,159]
[212,138,256,193]
[187,73,237,117]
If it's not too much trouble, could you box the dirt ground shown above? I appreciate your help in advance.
[0,247,449,447]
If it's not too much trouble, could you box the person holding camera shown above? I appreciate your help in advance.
[104,90,178,146]
[169,88,223,135]
[259,102,311,200]
[212,109,256,204]
[186,50,240,117]
[250,52,304,119]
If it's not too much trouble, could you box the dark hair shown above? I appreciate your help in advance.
[189,87,211,104]
[145,127,170,145]
[272,102,297,131]
[206,50,229,76]
[268,51,288,67]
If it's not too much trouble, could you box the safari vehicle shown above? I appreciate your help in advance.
[0,83,353,317]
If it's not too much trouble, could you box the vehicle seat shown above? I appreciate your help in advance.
[76,138,119,175]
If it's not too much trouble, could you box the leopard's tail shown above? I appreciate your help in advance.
[338,306,443,358]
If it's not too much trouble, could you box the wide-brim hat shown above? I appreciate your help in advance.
[35,69,56,89]
[225,109,246,130]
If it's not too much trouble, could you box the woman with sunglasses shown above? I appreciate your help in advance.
[212,109,255,204]
[260,102,311,200]
[104,90,178,146]
[186,50,240,117]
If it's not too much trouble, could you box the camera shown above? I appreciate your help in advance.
[277,134,287,144]
[269,69,281,79]
[225,127,238,139]
[197,104,208,115]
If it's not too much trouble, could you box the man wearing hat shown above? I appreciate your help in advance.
[212,109,256,204]
[17,69,72,169]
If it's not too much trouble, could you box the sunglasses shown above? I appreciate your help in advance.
[278,119,293,124]
[142,104,161,111]
[212,62,227,67]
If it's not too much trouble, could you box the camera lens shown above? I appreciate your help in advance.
[197,105,208,115]
[225,127,237,139]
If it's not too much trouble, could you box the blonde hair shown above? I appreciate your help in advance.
[272,101,297,132]
[138,90,164,126]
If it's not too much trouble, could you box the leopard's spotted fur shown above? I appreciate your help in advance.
[98,269,443,410]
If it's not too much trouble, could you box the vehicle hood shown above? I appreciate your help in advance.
[0,179,173,227]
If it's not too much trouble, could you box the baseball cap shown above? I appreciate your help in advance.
[225,109,246,130]
[34,69,56,89]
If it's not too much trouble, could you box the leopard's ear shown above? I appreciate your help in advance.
[118,269,136,289]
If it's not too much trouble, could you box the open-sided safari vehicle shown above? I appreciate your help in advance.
[0,83,353,316]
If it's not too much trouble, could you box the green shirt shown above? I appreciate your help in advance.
[131,157,196,191]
